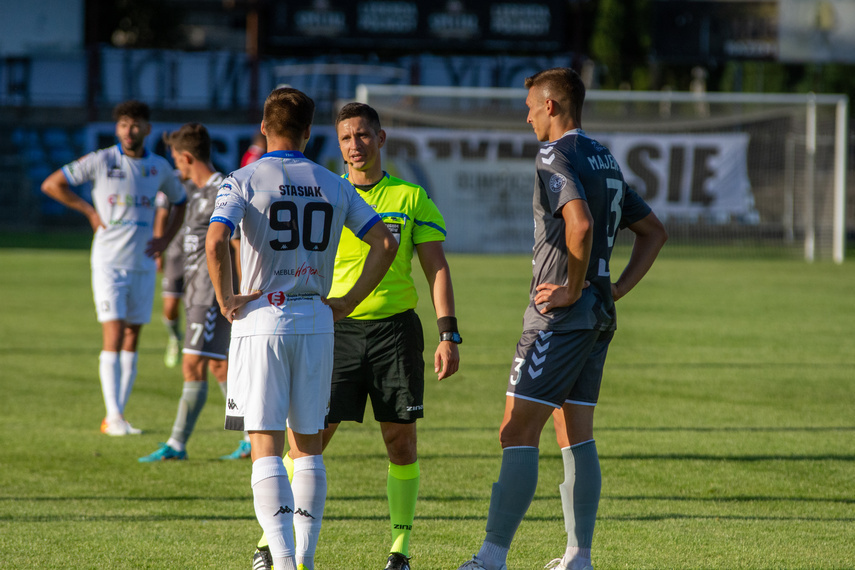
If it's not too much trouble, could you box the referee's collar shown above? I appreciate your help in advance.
[344,171,389,189]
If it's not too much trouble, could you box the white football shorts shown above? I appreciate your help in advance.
[91,266,156,324]
[225,333,333,434]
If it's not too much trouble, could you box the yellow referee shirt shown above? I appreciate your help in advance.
[328,172,447,320]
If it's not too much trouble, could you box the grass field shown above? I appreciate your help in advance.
[1,242,854,569]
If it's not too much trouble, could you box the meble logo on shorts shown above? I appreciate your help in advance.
[549,173,566,193]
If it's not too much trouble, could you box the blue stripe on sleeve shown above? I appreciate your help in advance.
[414,219,447,236]
[210,216,236,237]
[60,165,75,185]
[355,214,382,240]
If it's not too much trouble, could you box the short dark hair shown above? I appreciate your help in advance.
[524,68,586,124]
[163,123,211,163]
[335,102,382,134]
[263,88,315,140]
[112,100,151,122]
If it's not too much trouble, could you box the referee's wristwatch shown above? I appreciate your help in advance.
[440,331,463,344]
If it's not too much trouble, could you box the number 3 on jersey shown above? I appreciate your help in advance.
[599,177,624,277]
[605,177,624,247]
[269,200,333,251]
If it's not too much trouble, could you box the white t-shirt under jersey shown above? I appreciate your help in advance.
[62,145,186,271]
[210,150,381,338]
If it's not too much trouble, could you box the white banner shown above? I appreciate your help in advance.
[83,124,756,253]
[598,132,756,224]
[378,128,757,252]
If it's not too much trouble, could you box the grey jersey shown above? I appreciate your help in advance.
[156,180,192,275]
[522,129,651,333]
[182,172,229,308]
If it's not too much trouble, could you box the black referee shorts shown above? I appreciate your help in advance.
[328,309,425,424]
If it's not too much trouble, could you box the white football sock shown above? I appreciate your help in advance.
[98,351,121,419]
[252,456,296,569]
[292,455,327,569]
[118,350,138,414]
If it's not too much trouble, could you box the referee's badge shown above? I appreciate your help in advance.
[549,173,566,193]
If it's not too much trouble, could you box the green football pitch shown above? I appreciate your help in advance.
[1,242,854,569]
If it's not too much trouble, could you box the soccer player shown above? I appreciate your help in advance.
[139,122,246,462]
[41,100,187,436]
[255,102,460,570]
[154,191,187,368]
[206,87,397,570]
[457,68,667,570]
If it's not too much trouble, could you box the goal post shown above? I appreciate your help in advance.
[355,84,849,262]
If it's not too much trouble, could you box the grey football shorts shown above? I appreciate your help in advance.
[507,328,614,407]
[161,251,185,298]
[183,304,231,360]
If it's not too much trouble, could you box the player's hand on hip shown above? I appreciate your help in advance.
[220,290,262,323]
[145,237,169,258]
[435,342,459,380]
[321,295,356,322]
[535,281,589,313]
[88,211,106,233]
[611,282,623,302]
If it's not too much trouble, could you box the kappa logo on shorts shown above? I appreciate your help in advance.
[268,291,286,306]
[227,398,238,410]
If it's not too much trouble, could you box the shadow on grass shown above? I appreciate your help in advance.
[424,426,855,433]
[4,511,854,524]
[325,450,855,462]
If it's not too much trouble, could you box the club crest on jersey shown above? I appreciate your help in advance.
[268,291,286,306]
[549,173,566,193]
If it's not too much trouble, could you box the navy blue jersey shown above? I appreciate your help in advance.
[522,130,651,333]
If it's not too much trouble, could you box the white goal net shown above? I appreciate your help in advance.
[355,84,849,262]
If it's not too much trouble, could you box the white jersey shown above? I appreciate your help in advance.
[63,145,186,271]
[211,150,381,338]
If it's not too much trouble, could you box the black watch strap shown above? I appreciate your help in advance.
[440,331,462,344]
